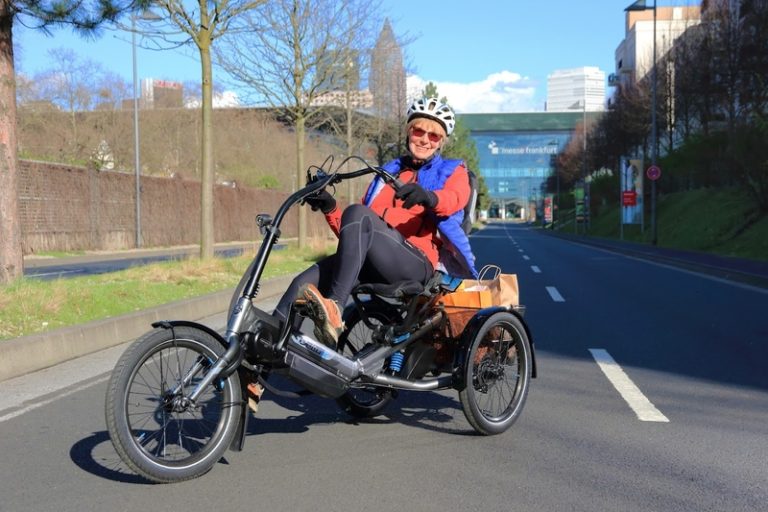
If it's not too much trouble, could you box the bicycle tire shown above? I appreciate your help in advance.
[105,326,242,483]
[459,311,532,435]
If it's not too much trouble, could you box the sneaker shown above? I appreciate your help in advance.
[298,284,344,349]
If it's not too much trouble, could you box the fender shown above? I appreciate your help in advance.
[152,319,245,384]
[153,320,250,452]
[451,306,537,391]
[152,320,229,349]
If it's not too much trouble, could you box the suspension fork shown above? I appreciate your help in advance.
[183,296,252,403]
[168,357,209,396]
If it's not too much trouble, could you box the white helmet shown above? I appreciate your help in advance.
[407,98,456,137]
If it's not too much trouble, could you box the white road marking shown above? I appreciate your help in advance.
[30,270,79,277]
[589,348,669,423]
[531,266,541,273]
[523,255,530,260]
[0,376,109,423]
[576,243,768,296]
[546,286,565,302]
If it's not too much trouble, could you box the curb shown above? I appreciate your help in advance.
[0,274,296,383]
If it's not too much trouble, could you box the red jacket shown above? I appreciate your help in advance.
[324,164,471,269]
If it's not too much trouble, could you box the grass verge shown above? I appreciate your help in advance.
[573,186,768,262]
[0,242,333,341]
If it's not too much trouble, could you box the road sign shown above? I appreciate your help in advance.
[647,165,661,181]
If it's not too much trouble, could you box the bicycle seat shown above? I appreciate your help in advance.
[352,270,464,302]
[353,280,425,300]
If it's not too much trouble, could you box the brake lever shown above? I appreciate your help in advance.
[301,169,334,206]
[379,169,404,192]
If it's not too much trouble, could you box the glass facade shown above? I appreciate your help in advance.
[470,130,573,205]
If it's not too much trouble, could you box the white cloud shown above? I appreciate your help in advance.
[406,71,540,113]
[214,91,241,108]
[185,90,241,108]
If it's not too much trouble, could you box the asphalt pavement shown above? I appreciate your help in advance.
[542,229,768,289]
[2,229,766,383]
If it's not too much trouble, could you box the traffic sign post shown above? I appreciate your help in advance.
[647,165,661,246]
[622,190,638,206]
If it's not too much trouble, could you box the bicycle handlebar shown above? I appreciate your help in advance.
[316,164,403,192]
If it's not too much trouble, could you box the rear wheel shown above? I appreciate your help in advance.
[335,309,394,418]
[105,326,242,483]
[459,311,532,435]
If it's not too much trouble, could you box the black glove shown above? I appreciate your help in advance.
[395,183,437,209]
[304,190,336,214]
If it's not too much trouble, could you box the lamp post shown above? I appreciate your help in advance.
[132,14,141,248]
[581,98,588,234]
[625,0,658,245]
[130,10,162,249]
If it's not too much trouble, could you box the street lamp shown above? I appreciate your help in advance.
[130,10,162,249]
[625,0,658,245]
[131,14,141,248]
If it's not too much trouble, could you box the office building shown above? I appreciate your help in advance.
[546,67,606,112]
[612,5,701,88]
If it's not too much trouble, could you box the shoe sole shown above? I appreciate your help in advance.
[301,288,343,349]
[246,383,263,413]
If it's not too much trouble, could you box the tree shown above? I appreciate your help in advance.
[216,0,381,248]
[0,0,146,285]
[134,0,267,259]
[35,48,107,160]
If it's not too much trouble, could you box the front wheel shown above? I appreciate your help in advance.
[105,326,242,483]
[459,311,532,435]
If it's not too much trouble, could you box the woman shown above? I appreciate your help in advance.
[274,97,477,348]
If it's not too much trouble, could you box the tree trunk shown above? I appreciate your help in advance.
[296,115,306,248]
[199,41,215,259]
[0,4,22,284]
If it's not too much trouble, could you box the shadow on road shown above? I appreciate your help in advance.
[70,431,151,485]
[71,384,477,484]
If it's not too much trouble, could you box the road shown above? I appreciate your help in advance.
[23,247,248,280]
[1,222,766,511]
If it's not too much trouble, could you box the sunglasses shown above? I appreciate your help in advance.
[410,127,443,143]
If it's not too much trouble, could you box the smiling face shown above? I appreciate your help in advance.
[407,118,446,162]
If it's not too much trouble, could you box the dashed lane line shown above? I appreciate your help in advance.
[531,266,541,273]
[589,348,669,423]
[546,286,565,302]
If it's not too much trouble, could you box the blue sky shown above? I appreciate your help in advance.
[14,0,699,113]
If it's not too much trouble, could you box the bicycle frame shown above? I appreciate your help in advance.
[182,162,402,402]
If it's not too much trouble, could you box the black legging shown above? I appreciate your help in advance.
[274,204,433,322]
